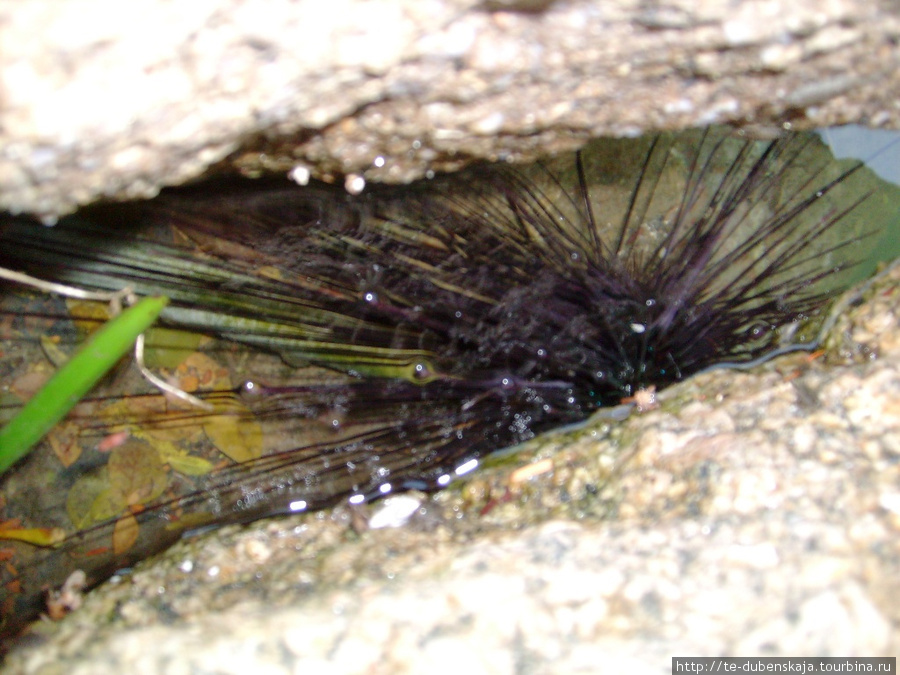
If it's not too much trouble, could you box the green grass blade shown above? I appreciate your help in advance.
[0,296,169,474]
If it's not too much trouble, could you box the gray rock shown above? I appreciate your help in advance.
[1,0,899,219]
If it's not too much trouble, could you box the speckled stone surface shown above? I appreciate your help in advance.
[5,265,899,673]
[2,0,899,219]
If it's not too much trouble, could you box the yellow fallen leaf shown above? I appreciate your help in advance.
[47,420,84,467]
[100,397,205,444]
[155,444,215,476]
[0,526,66,548]
[65,299,111,338]
[141,327,207,369]
[66,469,122,530]
[107,440,169,507]
[112,511,139,556]
[203,406,264,464]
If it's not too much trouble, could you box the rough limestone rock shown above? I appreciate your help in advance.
[1,0,899,219]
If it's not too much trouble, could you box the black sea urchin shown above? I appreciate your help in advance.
[0,127,895,641]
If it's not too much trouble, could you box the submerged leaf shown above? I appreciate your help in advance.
[112,512,140,556]
[107,441,169,508]
[155,446,215,476]
[66,468,120,531]
[65,299,112,339]
[46,421,85,467]
[203,405,263,464]
[141,327,208,369]
[0,296,169,473]
[0,524,66,548]
[65,440,170,531]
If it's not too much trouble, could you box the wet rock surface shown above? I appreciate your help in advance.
[2,0,899,219]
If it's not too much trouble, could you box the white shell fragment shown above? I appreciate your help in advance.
[368,495,423,529]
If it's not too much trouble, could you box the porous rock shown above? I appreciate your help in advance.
[1,0,899,219]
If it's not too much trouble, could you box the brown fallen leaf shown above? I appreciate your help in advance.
[112,512,140,556]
